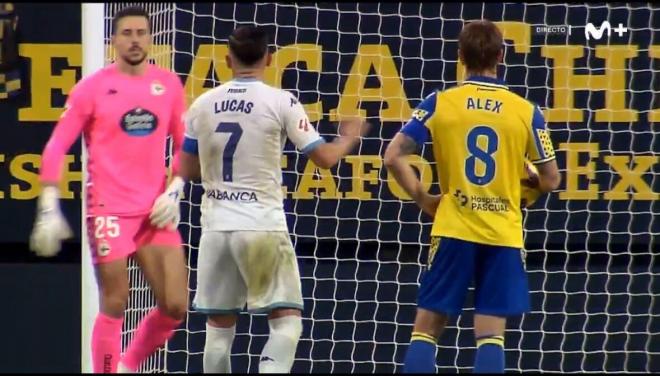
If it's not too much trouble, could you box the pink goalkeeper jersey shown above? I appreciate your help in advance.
[40,63,185,216]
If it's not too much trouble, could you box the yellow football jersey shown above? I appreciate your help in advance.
[400,76,556,248]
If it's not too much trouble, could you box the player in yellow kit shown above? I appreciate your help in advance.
[384,20,561,373]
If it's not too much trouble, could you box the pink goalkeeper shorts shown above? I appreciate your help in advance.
[87,213,182,264]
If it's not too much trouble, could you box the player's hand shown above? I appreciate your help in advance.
[521,160,540,188]
[337,116,371,140]
[150,176,185,229]
[417,192,442,217]
[521,160,542,208]
[29,186,73,257]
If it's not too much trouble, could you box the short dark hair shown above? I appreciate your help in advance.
[228,26,269,66]
[112,6,150,35]
[458,20,503,72]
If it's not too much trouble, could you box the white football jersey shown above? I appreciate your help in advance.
[184,78,324,231]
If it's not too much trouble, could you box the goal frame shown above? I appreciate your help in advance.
[80,3,104,373]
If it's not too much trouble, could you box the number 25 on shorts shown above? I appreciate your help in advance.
[94,216,121,239]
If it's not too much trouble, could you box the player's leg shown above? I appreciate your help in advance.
[473,314,506,373]
[205,314,239,373]
[193,231,246,373]
[473,244,530,373]
[92,258,129,373]
[403,308,448,374]
[88,214,140,373]
[260,308,303,373]
[119,220,188,372]
[134,244,188,319]
[238,231,304,373]
[403,237,476,373]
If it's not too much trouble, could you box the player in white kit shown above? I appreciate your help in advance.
[179,26,369,373]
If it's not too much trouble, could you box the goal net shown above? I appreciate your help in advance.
[93,2,657,373]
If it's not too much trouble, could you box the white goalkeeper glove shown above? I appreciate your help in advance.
[29,186,73,257]
[150,176,185,229]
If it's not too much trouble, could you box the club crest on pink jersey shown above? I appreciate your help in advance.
[151,80,165,96]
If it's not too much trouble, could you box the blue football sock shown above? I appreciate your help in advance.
[474,335,505,373]
[403,332,437,373]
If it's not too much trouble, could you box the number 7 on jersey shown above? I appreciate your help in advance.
[215,122,243,182]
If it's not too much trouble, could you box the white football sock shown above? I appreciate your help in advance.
[259,316,303,373]
[203,323,236,373]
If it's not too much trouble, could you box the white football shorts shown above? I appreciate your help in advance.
[192,231,304,314]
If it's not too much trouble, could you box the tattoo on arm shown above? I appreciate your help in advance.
[400,134,419,155]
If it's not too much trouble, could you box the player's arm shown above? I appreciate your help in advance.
[180,149,200,181]
[179,99,202,181]
[167,75,186,180]
[307,116,369,169]
[383,93,440,217]
[150,75,188,229]
[383,133,433,205]
[30,81,92,256]
[534,160,561,192]
[525,105,561,193]
[283,93,369,169]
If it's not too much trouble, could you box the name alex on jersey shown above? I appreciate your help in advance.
[466,97,503,113]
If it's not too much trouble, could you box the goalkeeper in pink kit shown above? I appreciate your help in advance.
[29,7,188,373]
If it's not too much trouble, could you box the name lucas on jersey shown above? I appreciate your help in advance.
[206,189,258,202]
[214,99,254,114]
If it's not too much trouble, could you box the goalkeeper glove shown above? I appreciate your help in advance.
[29,186,73,257]
[521,160,542,208]
[150,176,185,229]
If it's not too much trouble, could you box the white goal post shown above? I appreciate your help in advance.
[80,3,103,373]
